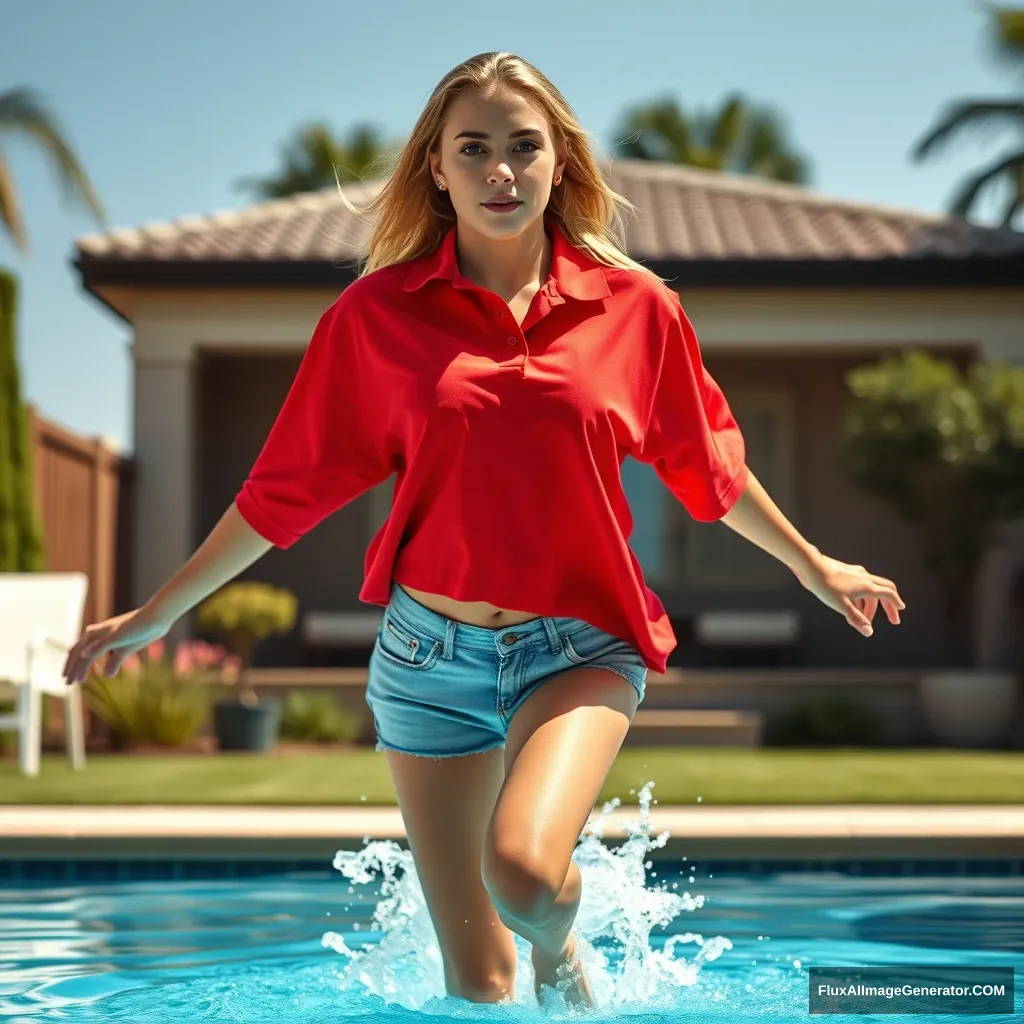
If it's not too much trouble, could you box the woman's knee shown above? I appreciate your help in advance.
[445,959,516,1003]
[481,836,561,921]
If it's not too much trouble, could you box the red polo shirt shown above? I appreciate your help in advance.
[235,220,748,672]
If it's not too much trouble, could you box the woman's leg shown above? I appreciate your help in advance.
[384,746,520,1004]
[481,666,639,1005]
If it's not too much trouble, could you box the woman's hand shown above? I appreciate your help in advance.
[795,549,905,636]
[63,605,172,685]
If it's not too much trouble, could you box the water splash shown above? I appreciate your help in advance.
[322,781,732,1013]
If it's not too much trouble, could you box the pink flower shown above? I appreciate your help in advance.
[173,645,196,676]
[145,639,165,663]
[194,641,225,667]
[221,654,242,683]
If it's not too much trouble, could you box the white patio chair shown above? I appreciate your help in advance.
[0,572,89,777]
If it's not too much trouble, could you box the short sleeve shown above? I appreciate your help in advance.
[630,291,748,522]
[234,292,392,547]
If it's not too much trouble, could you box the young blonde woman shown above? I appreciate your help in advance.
[63,52,905,1010]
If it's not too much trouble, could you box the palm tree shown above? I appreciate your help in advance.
[910,4,1024,227]
[232,121,402,200]
[0,86,107,254]
[0,86,105,571]
[609,91,811,184]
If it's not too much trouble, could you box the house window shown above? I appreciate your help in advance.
[623,389,796,590]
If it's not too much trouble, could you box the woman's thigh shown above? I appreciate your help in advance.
[384,746,519,1000]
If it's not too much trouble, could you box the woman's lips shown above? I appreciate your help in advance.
[481,200,523,213]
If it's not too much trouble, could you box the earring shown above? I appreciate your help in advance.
[554,175,561,185]
[437,180,446,190]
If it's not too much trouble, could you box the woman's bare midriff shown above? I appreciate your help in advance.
[396,583,542,628]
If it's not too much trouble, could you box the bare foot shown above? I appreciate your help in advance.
[531,930,595,1009]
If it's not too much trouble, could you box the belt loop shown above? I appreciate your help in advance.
[542,617,561,655]
[443,618,457,660]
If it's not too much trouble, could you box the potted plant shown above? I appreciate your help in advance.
[83,638,241,751]
[839,347,1024,746]
[196,581,297,751]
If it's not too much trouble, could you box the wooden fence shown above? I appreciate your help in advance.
[26,403,135,624]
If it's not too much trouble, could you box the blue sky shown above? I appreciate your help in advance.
[2,0,1019,452]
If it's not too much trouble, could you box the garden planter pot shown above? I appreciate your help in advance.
[919,670,1019,747]
[213,698,282,752]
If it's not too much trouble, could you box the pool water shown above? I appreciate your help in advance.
[3,792,1022,1022]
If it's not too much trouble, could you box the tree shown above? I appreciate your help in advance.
[231,121,402,200]
[609,91,811,184]
[0,86,106,570]
[910,4,1024,227]
[838,348,1024,667]
[0,270,44,570]
[0,86,106,254]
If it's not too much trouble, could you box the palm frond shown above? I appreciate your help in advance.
[988,4,1024,64]
[910,99,1024,161]
[233,120,397,200]
[709,94,747,155]
[946,147,1024,220]
[0,154,28,253]
[999,158,1024,222]
[0,86,106,230]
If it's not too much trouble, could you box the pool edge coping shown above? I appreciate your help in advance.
[2,805,1023,859]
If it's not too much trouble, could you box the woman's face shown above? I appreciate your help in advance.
[431,86,565,240]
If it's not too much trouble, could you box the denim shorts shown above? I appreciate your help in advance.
[364,582,648,759]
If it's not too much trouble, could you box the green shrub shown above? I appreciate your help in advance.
[839,347,1024,666]
[279,691,362,743]
[83,639,237,748]
[767,693,884,747]
[196,582,297,706]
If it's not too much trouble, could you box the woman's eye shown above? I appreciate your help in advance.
[461,141,538,155]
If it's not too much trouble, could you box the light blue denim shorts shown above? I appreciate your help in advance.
[365,582,648,759]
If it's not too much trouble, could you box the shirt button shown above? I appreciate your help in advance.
[507,336,516,346]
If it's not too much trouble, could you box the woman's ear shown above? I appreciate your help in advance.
[428,152,442,187]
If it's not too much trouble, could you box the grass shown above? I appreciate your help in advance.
[1,747,1023,804]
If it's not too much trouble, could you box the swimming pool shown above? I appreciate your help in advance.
[3,811,1022,1021]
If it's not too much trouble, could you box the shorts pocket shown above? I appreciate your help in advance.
[373,612,442,671]
[561,625,631,665]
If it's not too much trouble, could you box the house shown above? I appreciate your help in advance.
[71,158,1024,671]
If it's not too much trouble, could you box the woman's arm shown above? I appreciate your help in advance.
[63,501,274,683]
[719,468,823,578]
[720,468,905,635]
[143,500,274,623]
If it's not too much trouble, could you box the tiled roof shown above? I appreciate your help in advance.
[75,158,1024,266]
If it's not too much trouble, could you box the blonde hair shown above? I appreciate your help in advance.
[334,51,668,284]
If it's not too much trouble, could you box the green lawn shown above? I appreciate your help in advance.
[2,748,1023,804]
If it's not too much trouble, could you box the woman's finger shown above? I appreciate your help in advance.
[76,638,114,682]
[842,597,873,634]
[870,576,905,608]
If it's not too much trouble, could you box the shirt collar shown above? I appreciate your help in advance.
[401,220,612,301]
